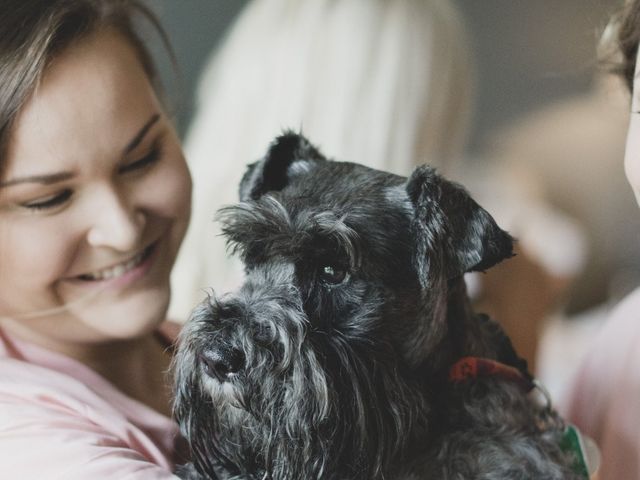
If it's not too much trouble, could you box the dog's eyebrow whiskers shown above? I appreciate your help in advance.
[217,196,297,260]
[306,211,361,268]
[219,199,363,271]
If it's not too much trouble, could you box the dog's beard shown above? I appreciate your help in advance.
[173,299,431,480]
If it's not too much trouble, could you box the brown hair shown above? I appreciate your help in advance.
[0,0,174,164]
[605,0,640,91]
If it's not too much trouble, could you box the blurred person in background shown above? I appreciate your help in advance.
[171,0,584,374]
[560,1,640,477]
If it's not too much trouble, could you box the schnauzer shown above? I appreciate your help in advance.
[174,132,587,479]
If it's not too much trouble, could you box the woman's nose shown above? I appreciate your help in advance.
[86,187,145,251]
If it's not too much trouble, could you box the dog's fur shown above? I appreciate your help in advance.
[174,132,582,479]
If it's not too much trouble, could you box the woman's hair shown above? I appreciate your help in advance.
[169,0,473,319]
[601,0,640,91]
[0,0,172,164]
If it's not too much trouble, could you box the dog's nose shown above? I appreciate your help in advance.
[199,347,245,383]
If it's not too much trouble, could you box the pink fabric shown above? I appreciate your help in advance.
[561,287,640,479]
[0,327,182,479]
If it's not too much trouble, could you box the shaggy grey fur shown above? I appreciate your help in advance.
[173,132,582,479]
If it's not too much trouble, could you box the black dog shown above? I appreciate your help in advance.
[174,132,585,479]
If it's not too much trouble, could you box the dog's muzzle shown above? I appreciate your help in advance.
[191,298,249,384]
[199,346,245,383]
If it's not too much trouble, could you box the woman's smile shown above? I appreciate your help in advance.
[65,240,159,288]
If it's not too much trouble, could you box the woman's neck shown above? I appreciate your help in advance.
[80,334,174,417]
[0,317,174,417]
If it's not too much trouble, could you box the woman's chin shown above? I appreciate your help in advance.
[73,286,171,341]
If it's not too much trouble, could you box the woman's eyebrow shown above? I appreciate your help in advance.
[0,171,74,188]
[0,113,162,189]
[123,113,161,154]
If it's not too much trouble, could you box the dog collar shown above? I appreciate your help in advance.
[448,356,535,392]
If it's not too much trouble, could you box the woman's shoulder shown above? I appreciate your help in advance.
[0,372,179,479]
[561,291,640,479]
[576,287,640,372]
[607,286,640,328]
[561,287,640,416]
[583,287,640,358]
[0,354,128,428]
[0,345,180,479]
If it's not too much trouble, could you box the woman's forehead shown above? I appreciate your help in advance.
[3,30,160,178]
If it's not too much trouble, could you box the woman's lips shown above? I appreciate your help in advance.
[67,241,158,288]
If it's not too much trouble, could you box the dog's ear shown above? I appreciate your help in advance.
[406,165,514,283]
[239,131,326,201]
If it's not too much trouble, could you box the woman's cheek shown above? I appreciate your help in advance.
[30,224,78,282]
[161,151,192,221]
[625,117,640,205]
[0,219,76,307]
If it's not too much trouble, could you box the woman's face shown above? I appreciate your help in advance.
[0,30,191,346]
[625,48,640,205]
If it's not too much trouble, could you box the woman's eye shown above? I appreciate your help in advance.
[119,146,161,174]
[21,189,72,211]
[319,264,348,285]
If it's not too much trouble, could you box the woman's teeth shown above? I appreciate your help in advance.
[79,248,148,281]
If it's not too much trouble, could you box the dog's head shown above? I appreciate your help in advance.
[174,132,513,479]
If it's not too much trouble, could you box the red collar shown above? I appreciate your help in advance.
[449,356,534,392]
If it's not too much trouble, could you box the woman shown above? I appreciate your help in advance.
[561,1,640,478]
[0,1,191,477]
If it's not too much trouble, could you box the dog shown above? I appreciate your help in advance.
[173,132,587,479]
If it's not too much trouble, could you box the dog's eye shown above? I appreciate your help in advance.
[319,264,348,285]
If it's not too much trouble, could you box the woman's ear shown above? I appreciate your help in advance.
[239,131,325,201]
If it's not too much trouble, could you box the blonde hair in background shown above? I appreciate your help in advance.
[170,0,474,320]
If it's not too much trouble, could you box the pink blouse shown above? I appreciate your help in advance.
[0,327,183,479]
[561,287,640,479]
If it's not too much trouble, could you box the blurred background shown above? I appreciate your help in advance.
[149,0,616,151]
[145,0,639,400]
